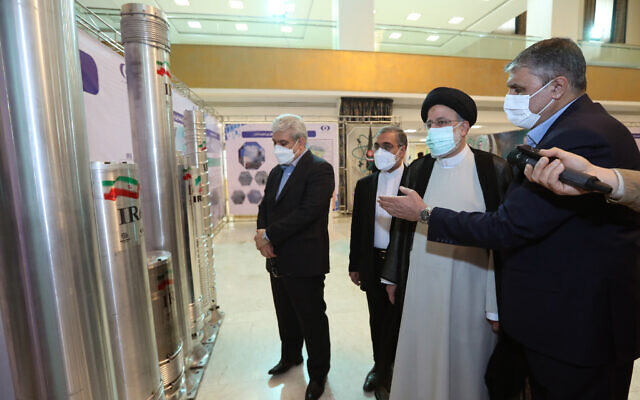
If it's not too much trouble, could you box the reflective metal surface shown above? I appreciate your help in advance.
[120,2,193,373]
[184,111,214,314]
[176,153,204,335]
[91,162,163,399]
[147,251,186,399]
[164,371,186,400]
[0,0,118,398]
[176,152,210,369]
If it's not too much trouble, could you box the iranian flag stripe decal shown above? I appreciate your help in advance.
[102,176,140,201]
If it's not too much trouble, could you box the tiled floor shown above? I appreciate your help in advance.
[198,215,640,400]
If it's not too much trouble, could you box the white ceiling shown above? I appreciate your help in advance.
[80,0,527,54]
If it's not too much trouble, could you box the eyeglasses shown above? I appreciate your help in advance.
[373,143,396,152]
[424,119,460,129]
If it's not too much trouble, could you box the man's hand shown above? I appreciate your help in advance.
[254,228,269,249]
[488,320,500,333]
[349,272,360,286]
[524,147,617,196]
[378,186,426,222]
[385,284,397,304]
[259,242,276,258]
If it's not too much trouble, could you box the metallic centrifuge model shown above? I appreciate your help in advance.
[0,0,117,397]
[91,161,164,400]
[147,251,187,400]
[176,151,210,369]
[120,3,196,396]
[183,110,223,337]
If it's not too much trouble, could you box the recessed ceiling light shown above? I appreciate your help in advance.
[426,35,440,41]
[373,9,376,14]
[281,26,293,33]
[235,23,248,31]
[406,13,421,21]
[389,32,402,39]
[405,129,417,133]
[174,0,189,5]
[188,21,202,29]
[229,0,244,9]
[448,16,464,24]
[471,125,484,129]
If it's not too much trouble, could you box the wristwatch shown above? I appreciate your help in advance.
[419,207,432,224]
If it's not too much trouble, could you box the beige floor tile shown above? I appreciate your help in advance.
[201,215,640,400]
[199,216,375,399]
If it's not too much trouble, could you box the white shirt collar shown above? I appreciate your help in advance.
[380,163,404,178]
[436,144,470,169]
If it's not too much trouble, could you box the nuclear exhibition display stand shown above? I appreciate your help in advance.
[0,1,223,399]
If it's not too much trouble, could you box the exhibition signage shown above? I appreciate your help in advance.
[78,29,133,162]
[225,122,339,216]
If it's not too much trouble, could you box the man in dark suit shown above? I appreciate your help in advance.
[379,38,640,400]
[255,114,335,400]
[348,126,407,394]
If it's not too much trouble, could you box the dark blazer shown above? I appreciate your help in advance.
[348,168,407,291]
[427,94,640,366]
[381,148,513,309]
[257,151,335,277]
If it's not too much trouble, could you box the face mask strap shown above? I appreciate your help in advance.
[530,78,555,99]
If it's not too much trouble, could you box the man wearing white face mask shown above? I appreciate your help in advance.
[380,87,512,400]
[348,126,407,395]
[255,114,335,400]
[378,38,640,400]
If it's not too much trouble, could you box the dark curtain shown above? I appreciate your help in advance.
[515,12,527,36]
[339,97,393,117]
[583,0,596,40]
[611,0,628,43]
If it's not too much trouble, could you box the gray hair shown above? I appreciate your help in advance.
[271,114,308,141]
[505,37,587,91]
[377,125,407,148]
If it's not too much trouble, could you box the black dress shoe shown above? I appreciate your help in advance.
[267,357,303,375]
[363,366,384,392]
[305,378,326,400]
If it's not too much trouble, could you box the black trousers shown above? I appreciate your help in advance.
[270,274,330,381]
[364,250,399,374]
[524,347,633,400]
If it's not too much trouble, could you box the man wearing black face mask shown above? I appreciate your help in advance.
[379,38,640,400]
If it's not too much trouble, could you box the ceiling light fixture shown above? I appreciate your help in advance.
[389,32,402,39]
[229,1,244,9]
[471,125,483,129]
[235,23,248,31]
[405,129,417,133]
[406,13,421,21]
[448,16,464,24]
[426,35,440,41]
[188,21,202,29]
[174,0,190,5]
[281,26,293,33]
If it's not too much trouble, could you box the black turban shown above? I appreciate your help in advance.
[420,87,477,126]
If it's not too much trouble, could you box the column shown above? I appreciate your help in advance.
[526,0,583,40]
[335,0,375,51]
